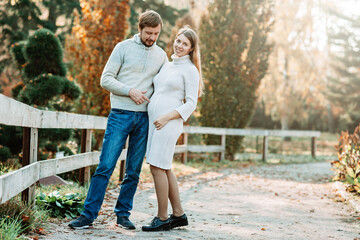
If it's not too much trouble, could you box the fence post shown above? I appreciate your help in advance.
[220,134,226,161]
[262,136,268,162]
[311,137,316,158]
[21,127,38,205]
[119,137,129,181]
[181,133,188,164]
[79,129,92,185]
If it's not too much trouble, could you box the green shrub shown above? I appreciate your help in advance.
[332,124,360,193]
[0,145,11,163]
[10,41,27,67]
[36,191,85,219]
[0,125,23,157]
[59,145,74,156]
[0,164,16,175]
[6,28,81,164]
[23,29,67,79]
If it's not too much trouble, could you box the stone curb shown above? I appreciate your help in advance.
[333,181,360,212]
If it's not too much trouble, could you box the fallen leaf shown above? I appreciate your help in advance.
[334,197,346,202]
[22,215,30,222]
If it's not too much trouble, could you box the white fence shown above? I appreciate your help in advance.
[0,94,320,204]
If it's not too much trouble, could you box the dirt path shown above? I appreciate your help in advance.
[42,161,359,240]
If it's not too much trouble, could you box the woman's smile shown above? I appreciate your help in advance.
[173,34,193,57]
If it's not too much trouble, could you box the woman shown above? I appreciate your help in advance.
[142,27,203,232]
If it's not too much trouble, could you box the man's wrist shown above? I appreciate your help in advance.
[122,86,132,96]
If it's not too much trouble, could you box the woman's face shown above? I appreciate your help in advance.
[173,34,193,58]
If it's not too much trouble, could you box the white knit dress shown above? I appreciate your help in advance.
[146,54,199,170]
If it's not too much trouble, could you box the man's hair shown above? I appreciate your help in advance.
[138,10,162,30]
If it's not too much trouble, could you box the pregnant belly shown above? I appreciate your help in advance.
[148,95,182,119]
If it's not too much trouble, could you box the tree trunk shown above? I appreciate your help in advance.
[327,102,335,133]
[282,55,291,141]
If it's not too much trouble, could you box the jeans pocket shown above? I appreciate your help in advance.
[111,108,124,114]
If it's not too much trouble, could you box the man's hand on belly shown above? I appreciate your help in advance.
[129,88,150,105]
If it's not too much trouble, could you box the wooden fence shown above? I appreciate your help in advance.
[0,94,320,205]
[181,126,321,162]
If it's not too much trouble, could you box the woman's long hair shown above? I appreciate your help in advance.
[176,27,204,96]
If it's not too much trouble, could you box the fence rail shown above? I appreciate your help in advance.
[0,94,320,204]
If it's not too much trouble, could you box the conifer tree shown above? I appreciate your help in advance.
[199,0,273,159]
[326,10,360,131]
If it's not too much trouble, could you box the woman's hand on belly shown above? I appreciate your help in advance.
[153,110,181,130]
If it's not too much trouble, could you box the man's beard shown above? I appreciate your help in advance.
[140,37,155,47]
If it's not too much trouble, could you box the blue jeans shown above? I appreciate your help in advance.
[81,109,149,220]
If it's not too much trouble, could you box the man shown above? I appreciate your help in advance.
[69,10,167,230]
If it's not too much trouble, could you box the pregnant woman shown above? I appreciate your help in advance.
[142,27,203,232]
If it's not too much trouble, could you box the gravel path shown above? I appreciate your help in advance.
[41,161,360,240]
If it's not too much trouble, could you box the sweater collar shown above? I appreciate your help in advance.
[133,33,156,49]
[171,54,191,65]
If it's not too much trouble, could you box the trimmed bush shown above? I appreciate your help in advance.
[10,41,27,67]
[23,29,66,79]
[2,28,81,164]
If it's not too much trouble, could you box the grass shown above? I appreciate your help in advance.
[0,216,24,240]
[0,196,50,240]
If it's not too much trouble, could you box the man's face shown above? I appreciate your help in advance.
[139,25,161,47]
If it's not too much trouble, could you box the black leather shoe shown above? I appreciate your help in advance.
[142,217,171,231]
[116,216,136,229]
[169,213,188,229]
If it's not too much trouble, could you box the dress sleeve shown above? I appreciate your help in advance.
[100,42,132,96]
[175,65,200,121]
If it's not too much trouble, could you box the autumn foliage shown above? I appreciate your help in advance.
[332,124,360,194]
[66,0,130,116]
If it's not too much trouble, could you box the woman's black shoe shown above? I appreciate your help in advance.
[169,213,188,229]
[142,217,171,231]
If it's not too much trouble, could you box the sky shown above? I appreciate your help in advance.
[308,0,360,51]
